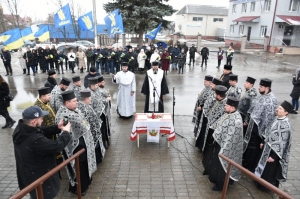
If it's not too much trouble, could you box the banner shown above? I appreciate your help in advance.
[147,121,160,143]
[145,23,162,40]
[54,3,72,28]
[104,9,124,38]
[78,11,94,31]
[34,25,50,42]
[21,27,35,41]
[3,28,24,50]
[0,28,18,43]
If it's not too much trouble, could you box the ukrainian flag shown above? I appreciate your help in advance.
[34,25,50,42]
[21,27,34,41]
[3,28,24,50]
[0,28,18,43]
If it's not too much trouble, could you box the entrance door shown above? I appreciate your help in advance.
[283,26,294,46]
[247,27,252,41]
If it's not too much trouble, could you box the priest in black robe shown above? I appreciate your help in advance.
[255,101,293,191]
[141,61,169,113]
[204,97,243,191]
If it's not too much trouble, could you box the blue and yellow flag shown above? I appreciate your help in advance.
[54,4,72,28]
[3,28,24,50]
[21,27,34,41]
[145,23,162,40]
[0,28,17,43]
[78,11,94,31]
[34,25,50,42]
[104,9,124,38]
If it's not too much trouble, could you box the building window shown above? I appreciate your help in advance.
[233,4,237,14]
[193,17,203,21]
[242,3,247,13]
[260,26,267,37]
[289,0,300,11]
[264,0,272,11]
[178,25,182,31]
[239,25,244,35]
[250,2,256,12]
[213,18,224,22]
[230,25,234,34]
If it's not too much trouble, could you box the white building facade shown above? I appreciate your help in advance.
[226,0,300,48]
[175,5,228,38]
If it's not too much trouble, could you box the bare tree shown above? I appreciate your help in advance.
[69,0,85,40]
[4,0,22,28]
[53,0,68,42]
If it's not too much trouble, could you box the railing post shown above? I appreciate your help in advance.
[36,184,44,199]
[75,156,82,199]
[221,163,232,199]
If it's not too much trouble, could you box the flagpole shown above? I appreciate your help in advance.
[92,0,97,47]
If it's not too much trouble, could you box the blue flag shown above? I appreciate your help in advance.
[21,27,35,41]
[3,28,24,50]
[104,9,124,38]
[78,11,94,31]
[54,4,72,28]
[145,23,162,40]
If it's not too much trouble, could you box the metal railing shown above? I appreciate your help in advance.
[10,148,85,199]
[219,154,294,199]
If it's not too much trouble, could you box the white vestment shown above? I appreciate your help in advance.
[147,69,163,112]
[113,71,136,117]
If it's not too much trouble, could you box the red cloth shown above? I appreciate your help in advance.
[161,52,170,71]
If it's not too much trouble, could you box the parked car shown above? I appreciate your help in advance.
[56,43,87,56]
[74,40,94,47]
[24,40,36,48]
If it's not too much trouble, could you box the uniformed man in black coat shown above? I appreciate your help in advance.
[188,44,197,66]
[220,65,233,89]
[13,106,71,199]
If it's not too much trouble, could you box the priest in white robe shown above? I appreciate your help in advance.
[112,62,136,117]
[141,61,169,113]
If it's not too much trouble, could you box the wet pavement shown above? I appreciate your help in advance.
[0,50,300,199]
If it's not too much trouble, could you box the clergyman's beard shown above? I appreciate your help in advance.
[61,87,66,91]
[259,91,265,95]
[99,85,104,88]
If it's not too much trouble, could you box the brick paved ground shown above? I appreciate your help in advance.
[0,50,299,199]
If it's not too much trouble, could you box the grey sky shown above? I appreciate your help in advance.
[2,0,229,24]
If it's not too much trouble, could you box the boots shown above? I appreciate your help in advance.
[23,69,26,74]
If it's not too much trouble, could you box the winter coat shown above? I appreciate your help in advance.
[290,76,300,100]
[1,51,11,64]
[161,52,170,71]
[13,120,70,199]
[44,77,57,92]
[182,44,188,53]
[23,51,35,66]
[189,46,197,57]
[0,82,10,108]
[200,47,209,57]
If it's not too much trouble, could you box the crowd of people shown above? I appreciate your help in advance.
[192,64,297,193]
[12,73,112,198]
[1,41,237,77]
[0,40,298,198]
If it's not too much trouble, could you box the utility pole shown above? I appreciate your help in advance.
[92,0,97,47]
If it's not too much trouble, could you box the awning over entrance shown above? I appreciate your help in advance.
[233,16,260,22]
[276,15,300,25]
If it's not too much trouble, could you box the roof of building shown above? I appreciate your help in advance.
[277,15,300,26]
[233,16,260,22]
[176,5,228,16]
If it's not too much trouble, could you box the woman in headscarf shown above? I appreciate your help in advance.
[161,49,170,75]
[137,49,146,73]
[18,48,27,74]
[290,68,300,114]
[150,49,160,63]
